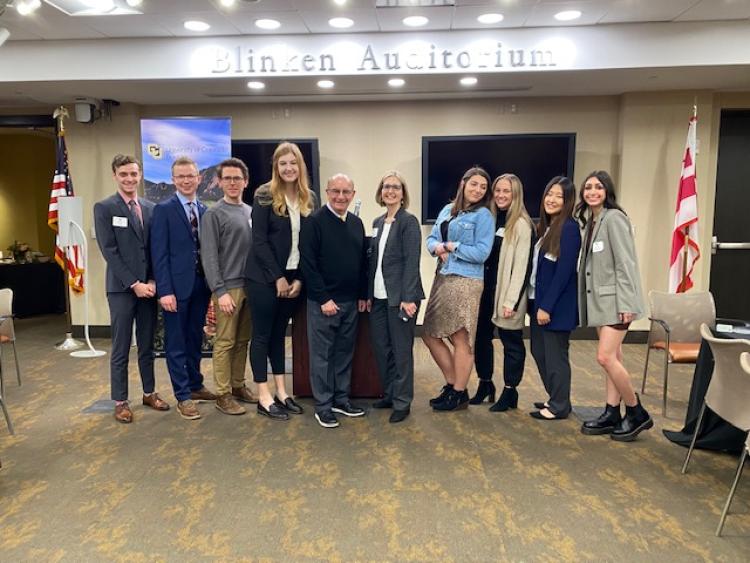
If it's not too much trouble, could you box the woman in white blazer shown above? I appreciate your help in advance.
[576,170,652,442]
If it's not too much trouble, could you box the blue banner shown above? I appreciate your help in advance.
[140,117,231,203]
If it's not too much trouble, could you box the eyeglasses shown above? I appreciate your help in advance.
[326,189,354,197]
[221,176,245,183]
[174,174,198,181]
[382,184,403,191]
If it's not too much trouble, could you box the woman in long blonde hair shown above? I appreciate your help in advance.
[245,141,315,420]
[471,173,535,411]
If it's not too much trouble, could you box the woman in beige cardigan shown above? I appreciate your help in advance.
[576,170,652,441]
[472,173,535,411]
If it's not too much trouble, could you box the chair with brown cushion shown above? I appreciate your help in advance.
[641,290,716,416]
[714,352,750,536]
[0,288,21,387]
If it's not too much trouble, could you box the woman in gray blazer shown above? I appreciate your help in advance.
[576,170,652,441]
[367,171,425,423]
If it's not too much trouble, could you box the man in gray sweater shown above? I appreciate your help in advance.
[200,158,256,415]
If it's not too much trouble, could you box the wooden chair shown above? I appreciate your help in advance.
[641,290,715,416]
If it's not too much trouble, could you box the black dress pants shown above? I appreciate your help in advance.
[529,300,572,417]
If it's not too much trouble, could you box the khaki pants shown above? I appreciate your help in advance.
[212,287,252,395]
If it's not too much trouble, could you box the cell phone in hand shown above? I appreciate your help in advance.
[398,307,410,322]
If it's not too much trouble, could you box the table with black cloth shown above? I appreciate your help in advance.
[663,320,750,453]
[0,262,65,318]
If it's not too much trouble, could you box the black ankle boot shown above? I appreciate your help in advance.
[581,403,622,435]
[611,395,653,442]
[429,384,453,407]
[489,386,518,412]
[469,380,496,405]
[432,389,469,411]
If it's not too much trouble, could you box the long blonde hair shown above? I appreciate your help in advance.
[266,142,314,217]
[491,173,532,242]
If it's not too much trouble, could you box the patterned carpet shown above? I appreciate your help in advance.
[0,315,748,561]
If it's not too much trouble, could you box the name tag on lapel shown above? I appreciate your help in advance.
[544,252,558,262]
[592,241,604,253]
[112,216,128,228]
[496,227,505,237]
[372,227,379,237]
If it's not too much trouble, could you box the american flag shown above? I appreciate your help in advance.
[48,128,84,293]
[668,112,700,293]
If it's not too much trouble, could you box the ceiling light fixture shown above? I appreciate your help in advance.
[402,15,428,27]
[247,81,265,90]
[388,78,405,88]
[220,0,236,6]
[554,10,582,21]
[126,0,143,6]
[328,17,354,28]
[333,0,347,5]
[317,79,335,89]
[255,18,281,30]
[477,13,504,25]
[460,77,478,86]
[82,0,115,10]
[16,0,42,16]
[184,20,211,32]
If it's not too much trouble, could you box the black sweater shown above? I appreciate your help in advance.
[300,206,368,304]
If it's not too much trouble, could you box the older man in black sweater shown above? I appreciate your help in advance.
[301,173,369,428]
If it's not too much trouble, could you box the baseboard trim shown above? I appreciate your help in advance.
[75,324,647,343]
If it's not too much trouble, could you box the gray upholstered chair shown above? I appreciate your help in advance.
[0,288,21,387]
[715,352,750,536]
[641,290,716,416]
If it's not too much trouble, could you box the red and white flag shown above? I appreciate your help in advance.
[668,113,700,293]
[48,128,85,293]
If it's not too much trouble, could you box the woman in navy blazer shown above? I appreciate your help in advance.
[245,142,314,420]
[366,171,425,423]
[528,176,581,420]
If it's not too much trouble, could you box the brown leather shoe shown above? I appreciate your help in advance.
[232,386,258,404]
[191,386,218,402]
[114,402,133,423]
[177,400,201,420]
[216,393,246,415]
[142,393,170,411]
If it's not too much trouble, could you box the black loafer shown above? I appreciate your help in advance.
[533,401,549,410]
[389,408,410,423]
[275,395,304,415]
[529,408,566,420]
[258,402,289,421]
[372,399,393,409]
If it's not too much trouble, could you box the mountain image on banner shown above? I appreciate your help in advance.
[144,165,223,204]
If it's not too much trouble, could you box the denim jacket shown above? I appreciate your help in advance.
[426,204,495,280]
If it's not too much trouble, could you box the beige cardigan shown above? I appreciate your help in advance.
[491,218,534,330]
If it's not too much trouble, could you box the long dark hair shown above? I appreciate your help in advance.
[575,170,626,228]
[538,176,576,258]
[450,166,492,217]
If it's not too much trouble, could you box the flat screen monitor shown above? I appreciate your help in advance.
[231,139,321,205]
[421,133,576,223]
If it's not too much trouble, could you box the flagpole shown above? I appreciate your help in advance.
[52,106,83,351]
[679,102,699,292]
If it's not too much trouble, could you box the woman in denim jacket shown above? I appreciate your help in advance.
[422,167,496,411]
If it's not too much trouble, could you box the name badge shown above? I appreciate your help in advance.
[248,219,252,228]
[496,227,505,237]
[592,241,604,253]
[112,216,128,228]
[372,227,379,237]
[544,252,558,262]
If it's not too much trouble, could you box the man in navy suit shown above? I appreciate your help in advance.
[94,154,170,423]
[151,156,217,420]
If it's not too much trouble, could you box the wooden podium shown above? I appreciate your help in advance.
[291,304,384,398]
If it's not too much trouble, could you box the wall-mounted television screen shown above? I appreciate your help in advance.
[231,139,321,206]
[421,133,576,224]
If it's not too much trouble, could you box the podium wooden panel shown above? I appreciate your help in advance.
[291,304,383,398]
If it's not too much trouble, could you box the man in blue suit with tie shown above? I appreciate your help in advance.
[151,156,217,420]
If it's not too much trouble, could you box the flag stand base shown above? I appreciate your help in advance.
[55,333,83,351]
[71,349,106,358]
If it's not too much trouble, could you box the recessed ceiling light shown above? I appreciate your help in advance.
[317,80,335,89]
[255,18,281,30]
[16,0,42,16]
[328,17,354,29]
[220,0,236,6]
[126,0,143,7]
[402,15,429,27]
[247,81,265,90]
[460,77,478,87]
[388,78,405,88]
[83,0,115,10]
[333,0,347,5]
[184,20,211,32]
[554,10,582,21]
[477,13,504,25]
